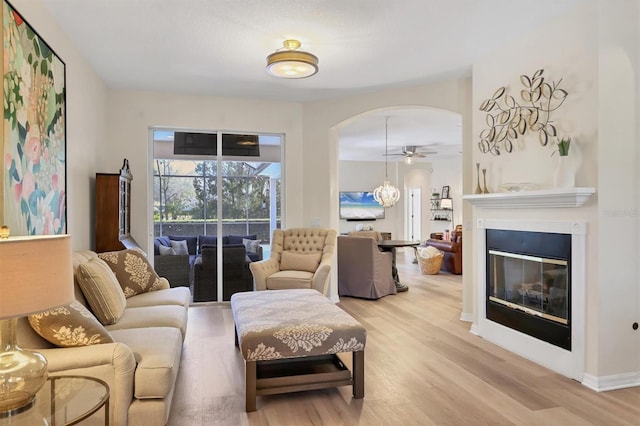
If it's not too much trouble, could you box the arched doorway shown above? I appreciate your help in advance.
[335,107,463,243]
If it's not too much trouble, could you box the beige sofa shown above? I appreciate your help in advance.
[16,250,190,426]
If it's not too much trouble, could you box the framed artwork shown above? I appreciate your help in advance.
[2,0,66,235]
[441,186,450,199]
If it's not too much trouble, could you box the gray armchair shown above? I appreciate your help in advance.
[337,236,396,299]
[249,228,337,296]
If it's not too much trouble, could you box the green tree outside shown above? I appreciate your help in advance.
[154,159,279,226]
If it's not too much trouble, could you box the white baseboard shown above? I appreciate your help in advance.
[582,371,640,391]
[469,323,480,336]
[460,312,473,322]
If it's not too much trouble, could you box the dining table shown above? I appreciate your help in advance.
[377,240,420,292]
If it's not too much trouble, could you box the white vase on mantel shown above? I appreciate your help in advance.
[553,155,576,188]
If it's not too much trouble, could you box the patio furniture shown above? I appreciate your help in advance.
[193,245,253,301]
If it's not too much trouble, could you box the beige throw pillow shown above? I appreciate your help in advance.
[158,245,176,256]
[170,239,189,255]
[28,301,114,347]
[98,249,167,298]
[243,238,261,254]
[280,251,322,273]
[76,258,127,325]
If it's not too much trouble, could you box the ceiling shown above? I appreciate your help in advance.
[39,0,577,162]
[338,108,463,162]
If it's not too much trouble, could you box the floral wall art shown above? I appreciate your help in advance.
[478,69,568,155]
[2,0,66,235]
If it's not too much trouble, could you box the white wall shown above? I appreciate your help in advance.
[428,158,463,235]
[303,79,472,298]
[594,0,640,384]
[338,160,447,241]
[472,0,639,384]
[105,91,303,254]
[12,0,108,251]
[303,81,471,227]
[102,79,471,302]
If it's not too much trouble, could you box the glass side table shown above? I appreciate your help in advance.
[0,375,110,426]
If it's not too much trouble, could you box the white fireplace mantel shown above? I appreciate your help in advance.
[463,187,595,209]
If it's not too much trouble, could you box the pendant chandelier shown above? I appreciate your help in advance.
[373,117,401,207]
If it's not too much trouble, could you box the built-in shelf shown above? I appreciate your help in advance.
[463,187,595,208]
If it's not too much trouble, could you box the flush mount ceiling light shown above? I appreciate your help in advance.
[266,39,318,79]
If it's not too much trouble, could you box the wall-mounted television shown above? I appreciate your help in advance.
[339,191,385,220]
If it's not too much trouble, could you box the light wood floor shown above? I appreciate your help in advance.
[168,252,640,426]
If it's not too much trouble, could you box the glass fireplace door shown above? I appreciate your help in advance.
[488,250,569,325]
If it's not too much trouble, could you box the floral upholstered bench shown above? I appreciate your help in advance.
[230,289,366,411]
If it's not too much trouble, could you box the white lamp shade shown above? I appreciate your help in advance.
[440,198,453,209]
[0,235,74,319]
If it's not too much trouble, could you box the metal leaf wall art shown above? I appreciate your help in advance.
[478,69,568,155]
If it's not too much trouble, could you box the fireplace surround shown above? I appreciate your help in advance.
[486,229,571,350]
[473,218,587,381]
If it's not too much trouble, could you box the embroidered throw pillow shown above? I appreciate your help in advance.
[76,258,127,325]
[280,251,322,273]
[98,249,168,298]
[28,301,114,347]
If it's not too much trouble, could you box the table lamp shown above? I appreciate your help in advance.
[0,231,74,416]
[440,198,453,210]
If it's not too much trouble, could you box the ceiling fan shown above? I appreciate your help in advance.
[383,145,437,159]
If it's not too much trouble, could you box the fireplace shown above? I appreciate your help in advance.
[472,218,586,381]
[485,229,571,350]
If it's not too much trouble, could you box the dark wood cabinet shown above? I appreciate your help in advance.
[95,161,141,252]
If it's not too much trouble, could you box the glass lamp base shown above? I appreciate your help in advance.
[0,389,35,417]
[0,319,48,417]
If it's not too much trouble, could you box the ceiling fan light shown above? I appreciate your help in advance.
[266,40,318,79]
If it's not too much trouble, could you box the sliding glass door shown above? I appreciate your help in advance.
[152,129,282,301]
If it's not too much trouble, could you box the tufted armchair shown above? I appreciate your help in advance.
[249,228,337,296]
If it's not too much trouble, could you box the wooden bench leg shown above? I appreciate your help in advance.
[352,350,364,399]
[245,360,257,412]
